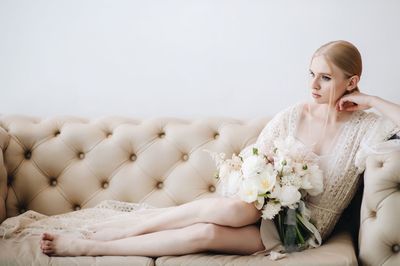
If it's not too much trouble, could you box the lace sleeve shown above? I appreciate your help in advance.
[355,115,400,173]
[239,105,293,158]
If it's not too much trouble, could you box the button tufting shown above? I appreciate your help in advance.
[158,132,165,138]
[209,185,216,192]
[50,178,57,187]
[102,181,109,189]
[74,205,81,211]
[214,132,220,139]
[156,181,164,189]
[392,244,400,253]
[78,152,85,159]
[130,154,137,161]
[54,130,60,137]
[20,208,26,214]
[182,154,189,161]
[106,132,112,138]
[370,210,376,217]
[24,151,32,159]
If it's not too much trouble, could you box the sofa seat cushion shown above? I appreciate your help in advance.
[155,231,357,266]
[0,236,154,266]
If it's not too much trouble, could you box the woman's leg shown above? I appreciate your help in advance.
[90,197,260,241]
[41,223,264,257]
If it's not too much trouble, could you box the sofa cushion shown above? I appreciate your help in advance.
[0,236,154,266]
[155,231,357,266]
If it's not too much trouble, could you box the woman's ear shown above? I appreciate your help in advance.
[346,75,360,91]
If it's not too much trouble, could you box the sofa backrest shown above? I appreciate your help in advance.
[0,115,269,218]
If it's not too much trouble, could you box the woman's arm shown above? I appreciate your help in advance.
[337,91,400,127]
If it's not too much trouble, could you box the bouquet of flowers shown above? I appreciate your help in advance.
[206,136,323,253]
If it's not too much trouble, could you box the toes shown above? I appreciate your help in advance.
[42,232,55,241]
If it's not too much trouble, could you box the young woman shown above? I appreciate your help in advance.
[36,40,400,256]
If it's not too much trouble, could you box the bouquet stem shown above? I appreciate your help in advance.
[274,207,310,253]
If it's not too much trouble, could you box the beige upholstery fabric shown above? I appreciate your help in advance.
[0,115,268,217]
[359,151,400,266]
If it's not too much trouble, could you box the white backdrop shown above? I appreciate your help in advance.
[1,0,399,119]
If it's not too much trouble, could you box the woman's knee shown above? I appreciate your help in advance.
[185,223,220,251]
[208,198,260,227]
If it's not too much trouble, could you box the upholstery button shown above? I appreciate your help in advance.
[158,132,165,138]
[209,185,216,192]
[7,175,13,186]
[182,154,189,161]
[74,205,81,211]
[214,132,219,139]
[50,178,57,187]
[156,181,164,189]
[20,208,26,214]
[106,132,112,138]
[78,152,85,159]
[24,151,32,159]
[130,154,137,161]
[54,130,60,137]
[102,181,109,189]
[392,244,400,253]
[370,210,376,217]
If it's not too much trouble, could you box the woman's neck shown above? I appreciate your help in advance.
[308,103,352,124]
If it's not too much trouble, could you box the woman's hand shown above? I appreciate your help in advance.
[336,91,375,112]
[336,90,400,127]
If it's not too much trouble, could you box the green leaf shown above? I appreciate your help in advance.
[252,148,259,156]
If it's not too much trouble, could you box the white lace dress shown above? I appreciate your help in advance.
[240,103,400,252]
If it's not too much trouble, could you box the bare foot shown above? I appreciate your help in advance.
[40,232,96,256]
[89,228,127,241]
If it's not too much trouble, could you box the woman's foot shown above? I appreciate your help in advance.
[40,233,96,256]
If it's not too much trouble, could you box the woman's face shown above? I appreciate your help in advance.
[309,55,349,105]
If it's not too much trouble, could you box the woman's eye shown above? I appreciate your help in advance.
[322,75,331,81]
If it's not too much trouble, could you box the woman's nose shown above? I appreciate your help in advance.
[311,78,320,90]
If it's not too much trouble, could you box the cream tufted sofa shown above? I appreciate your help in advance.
[0,114,398,266]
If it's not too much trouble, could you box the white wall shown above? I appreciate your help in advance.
[1,0,399,119]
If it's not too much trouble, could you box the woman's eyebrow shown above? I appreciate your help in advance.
[309,69,332,76]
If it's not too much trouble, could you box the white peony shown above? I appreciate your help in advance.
[239,178,259,203]
[278,185,301,207]
[257,164,276,194]
[241,155,266,179]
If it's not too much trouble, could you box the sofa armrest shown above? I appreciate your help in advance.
[0,127,9,223]
[359,151,400,266]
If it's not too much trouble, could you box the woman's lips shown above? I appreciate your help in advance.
[312,93,321,98]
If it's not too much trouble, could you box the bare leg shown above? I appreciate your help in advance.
[90,197,260,241]
[88,207,173,231]
[41,223,264,257]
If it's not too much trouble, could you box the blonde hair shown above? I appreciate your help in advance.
[313,40,362,93]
